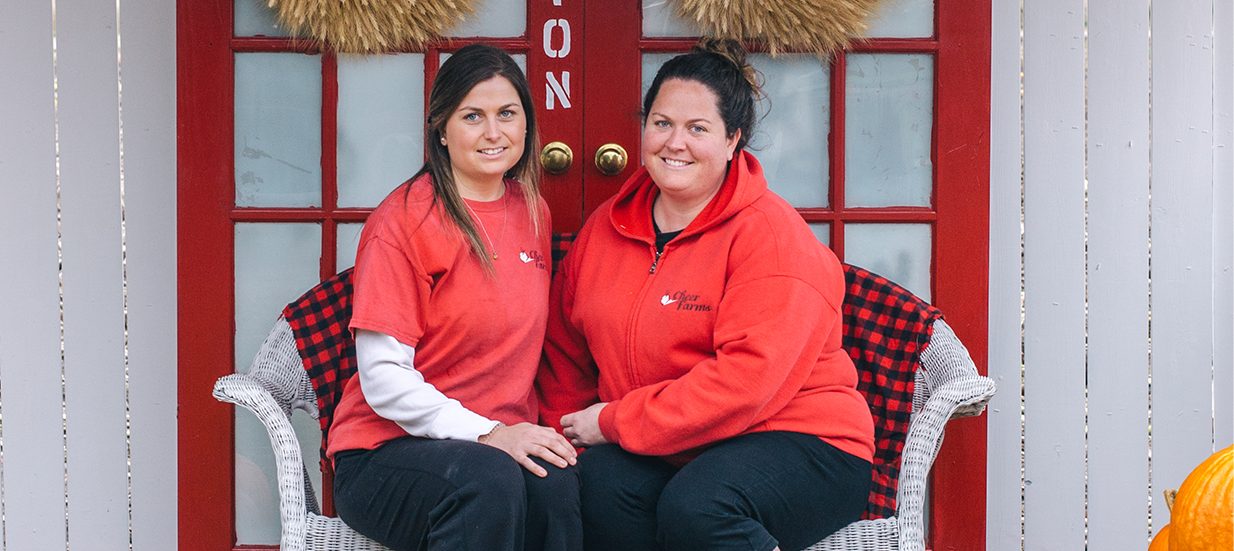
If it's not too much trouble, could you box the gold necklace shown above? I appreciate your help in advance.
[463,195,507,260]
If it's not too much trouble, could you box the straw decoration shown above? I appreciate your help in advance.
[266,0,479,53]
[671,0,882,56]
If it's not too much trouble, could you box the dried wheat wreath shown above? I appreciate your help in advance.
[266,0,879,56]
[672,0,882,56]
[266,0,479,53]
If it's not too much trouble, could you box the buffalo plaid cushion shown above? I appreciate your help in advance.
[282,268,357,469]
[281,238,940,521]
[551,232,576,272]
[842,264,942,519]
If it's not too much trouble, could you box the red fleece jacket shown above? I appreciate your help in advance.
[539,152,874,463]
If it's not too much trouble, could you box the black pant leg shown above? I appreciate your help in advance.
[523,456,583,551]
[655,432,872,551]
[332,437,527,551]
[577,444,676,551]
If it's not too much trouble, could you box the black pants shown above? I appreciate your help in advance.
[333,437,582,551]
[579,432,871,551]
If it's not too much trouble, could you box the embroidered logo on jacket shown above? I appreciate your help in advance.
[659,290,712,312]
[519,249,548,270]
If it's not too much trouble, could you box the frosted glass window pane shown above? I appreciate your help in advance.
[844,223,931,301]
[642,0,696,37]
[845,54,933,207]
[809,223,831,246]
[338,54,425,208]
[641,53,677,100]
[234,0,287,37]
[866,0,934,38]
[235,53,322,207]
[446,0,524,37]
[752,54,829,208]
[234,222,322,544]
[337,223,365,272]
[440,52,526,75]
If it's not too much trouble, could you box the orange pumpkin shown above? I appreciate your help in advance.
[1169,445,1232,551]
[1148,524,1171,551]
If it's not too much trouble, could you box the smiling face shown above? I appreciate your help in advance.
[642,78,741,205]
[442,75,527,197]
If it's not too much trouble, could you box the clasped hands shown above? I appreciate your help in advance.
[477,402,608,477]
[560,402,608,448]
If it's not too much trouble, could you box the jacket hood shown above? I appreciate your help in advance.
[607,151,769,242]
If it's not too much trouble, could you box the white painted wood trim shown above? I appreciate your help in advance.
[986,0,1025,549]
[121,0,180,548]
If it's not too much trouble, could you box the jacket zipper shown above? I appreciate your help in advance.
[626,243,664,387]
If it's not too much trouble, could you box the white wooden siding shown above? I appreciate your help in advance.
[0,1,1228,549]
[120,0,180,547]
[1085,1,1152,549]
[0,1,177,550]
[0,2,70,548]
[989,1,1234,550]
[1022,1,1089,547]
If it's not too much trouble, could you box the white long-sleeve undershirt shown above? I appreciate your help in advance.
[355,329,500,441]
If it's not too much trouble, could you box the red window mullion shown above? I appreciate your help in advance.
[322,52,339,279]
[231,37,321,53]
[829,52,847,258]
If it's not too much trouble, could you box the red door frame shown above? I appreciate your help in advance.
[178,1,988,549]
[177,1,235,548]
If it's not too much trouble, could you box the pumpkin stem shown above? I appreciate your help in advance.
[1163,489,1176,513]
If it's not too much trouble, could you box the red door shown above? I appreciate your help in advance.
[179,1,988,549]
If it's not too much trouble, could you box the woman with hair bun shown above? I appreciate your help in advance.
[328,44,581,551]
[539,39,873,550]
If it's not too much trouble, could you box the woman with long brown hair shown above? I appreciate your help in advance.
[328,44,580,551]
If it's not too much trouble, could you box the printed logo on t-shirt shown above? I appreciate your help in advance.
[659,290,713,312]
[519,249,548,270]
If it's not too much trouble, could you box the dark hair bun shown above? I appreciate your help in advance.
[694,38,763,99]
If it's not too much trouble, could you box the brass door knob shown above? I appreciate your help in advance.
[594,143,628,176]
[540,141,573,175]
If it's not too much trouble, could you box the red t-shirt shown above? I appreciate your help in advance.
[327,176,551,459]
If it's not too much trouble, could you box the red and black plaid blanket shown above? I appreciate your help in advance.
[842,264,942,519]
[282,268,357,472]
[281,236,940,520]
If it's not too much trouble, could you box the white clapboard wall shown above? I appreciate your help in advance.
[0,1,177,550]
[0,1,1229,550]
[989,0,1234,550]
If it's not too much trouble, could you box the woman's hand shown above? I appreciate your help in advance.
[560,403,609,447]
[478,422,578,477]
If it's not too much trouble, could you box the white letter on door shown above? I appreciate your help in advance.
[546,71,572,110]
[542,19,572,59]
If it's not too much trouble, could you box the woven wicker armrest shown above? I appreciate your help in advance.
[213,373,312,550]
[894,318,996,551]
[894,372,997,550]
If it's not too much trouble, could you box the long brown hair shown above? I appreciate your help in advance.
[412,44,542,272]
